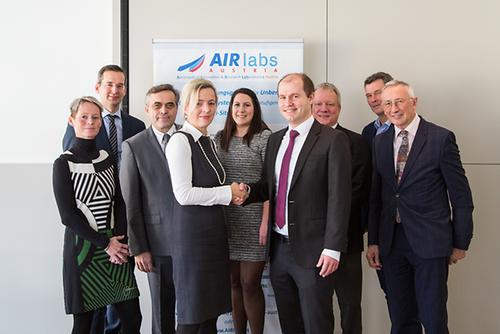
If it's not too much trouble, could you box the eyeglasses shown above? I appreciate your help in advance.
[382,98,413,109]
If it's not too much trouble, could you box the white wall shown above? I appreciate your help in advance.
[1,0,499,333]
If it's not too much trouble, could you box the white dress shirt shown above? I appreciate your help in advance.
[165,121,232,206]
[274,116,340,261]
[393,114,421,170]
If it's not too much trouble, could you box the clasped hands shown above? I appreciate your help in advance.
[230,182,249,205]
[105,235,130,265]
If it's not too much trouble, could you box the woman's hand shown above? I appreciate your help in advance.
[105,235,129,265]
[231,182,248,205]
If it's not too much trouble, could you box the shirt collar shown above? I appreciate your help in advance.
[287,116,314,137]
[102,108,122,120]
[394,114,420,138]
[180,121,206,142]
[374,118,391,129]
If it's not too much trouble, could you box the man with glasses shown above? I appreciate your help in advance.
[120,84,181,334]
[62,65,145,334]
[366,80,473,333]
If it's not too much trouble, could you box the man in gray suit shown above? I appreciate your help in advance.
[120,84,180,334]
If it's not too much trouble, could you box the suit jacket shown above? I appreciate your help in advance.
[336,124,371,253]
[368,119,474,259]
[62,111,145,151]
[119,125,180,257]
[361,121,377,147]
[248,120,352,268]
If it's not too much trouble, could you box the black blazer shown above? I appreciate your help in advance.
[248,120,352,268]
[361,121,377,147]
[62,112,145,151]
[336,124,371,253]
[368,119,474,258]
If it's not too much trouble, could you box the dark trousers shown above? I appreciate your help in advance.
[148,256,176,334]
[381,224,449,334]
[269,235,335,334]
[176,318,217,334]
[73,298,142,334]
[333,251,362,334]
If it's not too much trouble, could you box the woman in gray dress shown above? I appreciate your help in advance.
[215,88,271,334]
[165,79,247,334]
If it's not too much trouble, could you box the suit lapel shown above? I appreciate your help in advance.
[290,121,320,190]
[268,128,287,185]
[378,126,396,187]
[146,127,166,160]
[399,118,428,185]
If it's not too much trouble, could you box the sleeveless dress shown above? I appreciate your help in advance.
[170,133,231,324]
[52,138,139,314]
[215,129,272,261]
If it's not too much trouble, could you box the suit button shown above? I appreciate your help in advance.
[289,200,295,204]
[395,193,400,198]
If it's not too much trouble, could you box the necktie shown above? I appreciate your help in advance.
[275,130,299,229]
[161,133,170,153]
[395,130,409,223]
[108,114,118,160]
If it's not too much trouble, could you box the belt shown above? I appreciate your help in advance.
[272,231,290,243]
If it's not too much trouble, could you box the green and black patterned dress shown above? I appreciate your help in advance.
[53,137,139,314]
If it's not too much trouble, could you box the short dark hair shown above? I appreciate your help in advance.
[219,88,269,152]
[364,72,393,86]
[145,84,180,105]
[97,64,125,84]
[278,73,315,97]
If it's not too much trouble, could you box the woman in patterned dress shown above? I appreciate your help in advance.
[215,88,271,334]
[53,96,141,334]
[165,79,247,334]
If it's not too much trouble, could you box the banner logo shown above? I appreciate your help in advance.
[177,54,205,72]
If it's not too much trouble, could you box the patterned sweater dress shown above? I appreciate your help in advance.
[215,129,272,261]
[52,138,139,314]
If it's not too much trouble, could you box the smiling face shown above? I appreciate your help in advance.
[69,102,102,139]
[382,84,417,130]
[364,79,386,118]
[95,70,126,113]
[146,90,178,133]
[185,87,217,134]
[231,93,255,130]
[278,75,313,128]
[312,87,341,127]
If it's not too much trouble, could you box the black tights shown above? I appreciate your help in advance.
[72,298,141,334]
[177,318,217,334]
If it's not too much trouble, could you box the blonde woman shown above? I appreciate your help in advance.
[165,79,246,334]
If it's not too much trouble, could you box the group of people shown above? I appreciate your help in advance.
[53,65,474,334]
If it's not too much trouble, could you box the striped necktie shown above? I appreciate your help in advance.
[108,114,118,160]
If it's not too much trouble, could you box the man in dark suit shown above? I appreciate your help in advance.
[62,65,145,334]
[62,65,145,162]
[120,84,180,334]
[366,80,474,333]
[244,73,352,334]
[312,82,371,334]
[361,72,394,144]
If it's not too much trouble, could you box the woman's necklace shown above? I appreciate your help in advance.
[197,138,226,185]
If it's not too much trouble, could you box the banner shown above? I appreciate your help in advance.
[153,39,303,132]
[153,39,303,333]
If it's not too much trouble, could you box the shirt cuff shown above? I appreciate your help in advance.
[220,185,232,205]
[322,248,341,262]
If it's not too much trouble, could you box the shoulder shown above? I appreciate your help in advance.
[214,130,223,142]
[124,128,149,146]
[124,113,146,128]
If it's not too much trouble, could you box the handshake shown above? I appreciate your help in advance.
[230,182,249,205]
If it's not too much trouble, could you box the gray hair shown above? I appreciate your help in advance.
[69,96,103,117]
[384,80,416,98]
[315,82,341,108]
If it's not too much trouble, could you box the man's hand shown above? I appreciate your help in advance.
[449,248,466,265]
[366,245,382,270]
[135,251,154,272]
[316,254,339,277]
[231,182,248,205]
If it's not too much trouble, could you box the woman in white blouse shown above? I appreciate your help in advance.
[165,78,245,334]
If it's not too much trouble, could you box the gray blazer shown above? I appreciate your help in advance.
[120,125,179,257]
